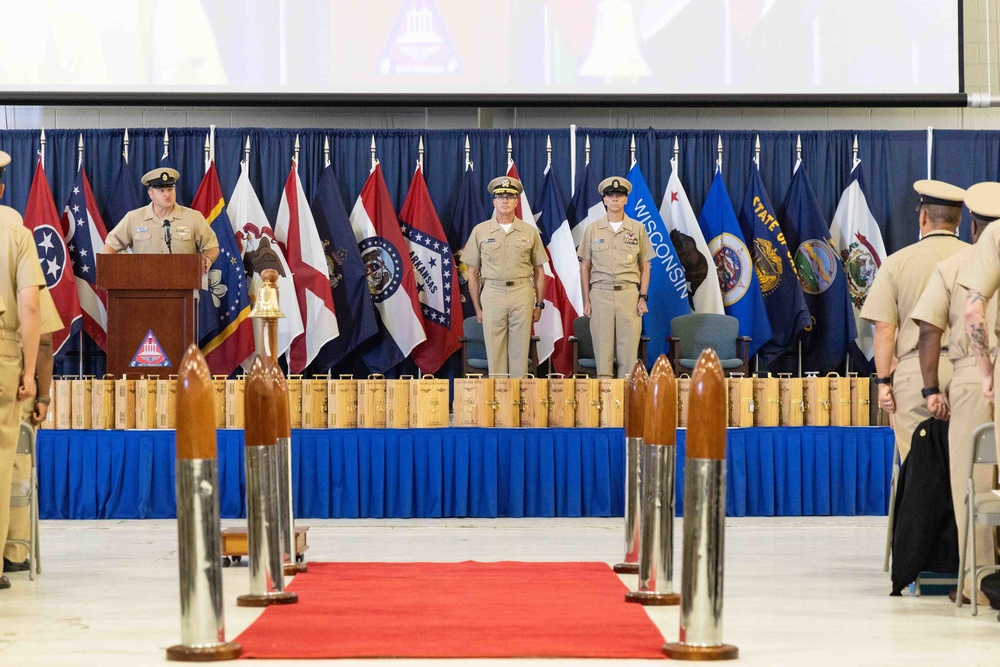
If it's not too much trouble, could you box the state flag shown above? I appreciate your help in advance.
[566,161,603,248]
[448,163,487,320]
[61,166,109,350]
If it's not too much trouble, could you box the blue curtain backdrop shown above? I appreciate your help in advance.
[3,125,991,377]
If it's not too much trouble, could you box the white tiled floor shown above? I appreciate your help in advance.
[1,517,998,666]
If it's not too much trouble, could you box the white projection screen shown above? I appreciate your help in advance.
[0,0,963,100]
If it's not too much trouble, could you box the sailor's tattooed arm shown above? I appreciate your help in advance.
[965,289,995,400]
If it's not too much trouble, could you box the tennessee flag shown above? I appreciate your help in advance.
[24,158,80,358]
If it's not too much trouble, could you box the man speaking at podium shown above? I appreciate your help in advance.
[103,168,219,272]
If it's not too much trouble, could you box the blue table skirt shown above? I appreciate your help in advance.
[36,427,894,520]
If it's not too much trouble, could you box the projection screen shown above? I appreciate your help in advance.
[0,0,963,100]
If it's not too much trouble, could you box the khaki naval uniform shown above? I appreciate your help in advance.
[860,231,967,460]
[578,215,653,377]
[105,203,218,255]
[0,206,45,571]
[911,247,997,598]
[462,215,547,378]
[4,288,62,564]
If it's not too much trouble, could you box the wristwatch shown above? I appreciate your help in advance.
[921,386,941,398]
[638,293,648,300]
[874,376,892,386]
[534,302,545,310]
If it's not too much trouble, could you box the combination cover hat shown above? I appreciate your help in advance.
[913,179,966,208]
[142,167,180,188]
[488,176,524,196]
[964,182,1000,222]
[598,176,632,196]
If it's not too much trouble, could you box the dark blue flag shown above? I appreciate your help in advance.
[103,158,143,228]
[450,164,487,320]
[777,161,857,373]
[566,161,603,248]
[698,169,772,358]
[624,162,691,364]
[307,165,379,372]
[737,164,810,364]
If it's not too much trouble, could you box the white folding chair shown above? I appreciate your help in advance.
[5,421,40,580]
[884,443,900,572]
[956,423,1000,615]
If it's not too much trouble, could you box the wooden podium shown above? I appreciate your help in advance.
[97,254,201,378]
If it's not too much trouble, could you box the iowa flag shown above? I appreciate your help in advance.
[399,164,462,375]
[349,163,426,373]
[25,158,79,358]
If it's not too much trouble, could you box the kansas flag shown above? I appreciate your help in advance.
[737,164,810,364]
[778,160,857,373]
[623,161,691,364]
[699,169,772,358]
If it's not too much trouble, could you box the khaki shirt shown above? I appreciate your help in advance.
[860,231,967,359]
[0,206,46,333]
[106,203,218,255]
[38,287,65,335]
[462,215,547,281]
[577,215,653,286]
[957,221,1000,336]
[911,246,996,362]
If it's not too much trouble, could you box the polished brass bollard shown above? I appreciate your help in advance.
[614,360,648,575]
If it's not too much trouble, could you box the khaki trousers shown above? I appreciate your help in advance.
[0,338,22,569]
[482,282,534,379]
[949,362,996,601]
[589,286,641,378]
[3,398,33,562]
[892,354,953,462]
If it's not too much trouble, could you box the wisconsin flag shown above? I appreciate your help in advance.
[25,158,80,359]
[275,161,339,374]
[660,157,725,315]
[349,163,426,374]
[227,162,304,363]
[829,161,885,361]
[308,164,379,371]
[399,164,462,375]
[624,161,691,364]
[190,162,255,375]
[778,160,857,373]
[699,168,772,358]
[448,163,486,320]
[566,161,603,248]
[62,166,109,350]
[737,163,810,364]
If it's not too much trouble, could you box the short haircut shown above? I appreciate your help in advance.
[922,203,961,227]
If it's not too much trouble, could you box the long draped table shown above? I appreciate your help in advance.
[36,427,894,520]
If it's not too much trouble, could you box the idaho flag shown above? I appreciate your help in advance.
[777,161,857,374]
[737,164,810,364]
[623,161,691,364]
[699,169,772,358]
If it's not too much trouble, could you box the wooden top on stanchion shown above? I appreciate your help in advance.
[175,344,216,460]
[245,355,279,447]
[625,360,649,439]
[686,348,726,460]
[643,354,676,447]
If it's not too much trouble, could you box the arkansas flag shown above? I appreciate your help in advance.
[275,161,339,373]
[399,164,461,375]
[507,160,564,366]
[349,163,426,374]
[24,158,80,358]
[62,166,109,350]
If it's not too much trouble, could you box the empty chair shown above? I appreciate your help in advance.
[569,315,649,377]
[459,315,540,377]
[956,423,1000,615]
[666,313,750,376]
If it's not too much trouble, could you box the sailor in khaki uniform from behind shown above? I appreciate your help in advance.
[911,182,1000,605]
[3,287,62,573]
[462,176,548,378]
[0,150,44,591]
[578,177,652,378]
[103,167,219,272]
[860,180,968,462]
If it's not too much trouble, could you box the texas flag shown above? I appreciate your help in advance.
[349,163,426,374]
[24,158,80,358]
[566,161,604,248]
[507,160,564,366]
[399,164,462,375]
[275,160,339,373]
[62,166,109,350]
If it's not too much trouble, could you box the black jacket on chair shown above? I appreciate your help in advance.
[890,417,959,595]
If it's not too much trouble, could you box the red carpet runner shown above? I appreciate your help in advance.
[234,561,667,659]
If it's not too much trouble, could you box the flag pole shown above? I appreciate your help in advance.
[545,135,552,170]
[293,134,300,166]
[418,136,424,172]
[507,135,513,166]
[716,135,723,174]
[39,128,46,169]
[795,134,803,376]
[464,134,471,171]
[163,128,170,162]
[673,136,679,168]
[324,136,331,169]
[209,124,216,165]
[754,135,761,169]
[244,135,251,167]
[630,134,636,165]
[123,128,130,164]
[569,124,576,196]
[78,133,85,378]
[371,135,377,171]
[852,134,859,168]
[203,134,210,174]
[585,135,591,166]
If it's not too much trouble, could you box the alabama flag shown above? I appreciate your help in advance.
[275,161,339,373]
[349,163,426,373]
